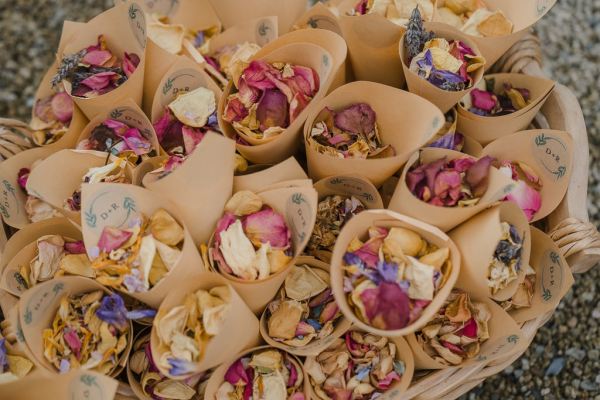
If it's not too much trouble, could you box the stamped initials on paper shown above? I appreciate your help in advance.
[532,133,569,181]
[70,374,105,400]
[540,250,564,303]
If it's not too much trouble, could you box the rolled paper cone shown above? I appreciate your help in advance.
[330,209,461,337]
[25,150,134,225]
[481,129,573,222]
[457,73,555,145]
[207,16,279,53]
[462,135,483,157]
[233,156,308,193]
[218,29,347,165]
[303,81,444,188]
[0,369,119,400]
[126,329,151,400]
[292,2,342,36]
[1,296,38,363]
[18,276,134,376]
[388,147,516,232]
[142,133,237,245]
[128,0,222,32]
[406,293,525,370]
[0,146,59,229]
[448,202,532,302]
[304,326,415,399]
[203,345,310,399]
[379,175,400,209]
[257,179,315,193]
[80,183,205,308]
[59,2,148,120]
[150,272,260,379]
[400,22,486,113]
[509,226,574,324]
[259,256,353,357]
[142,40,180,116]
[208,186,318,314]
[207,0,307,34]
[131,155,167,186]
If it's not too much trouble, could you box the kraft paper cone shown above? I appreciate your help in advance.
[18,276,133,376]
[204,345,309,399]
[400,22,486,113]
[207,0,307,34]
[59,2,148,120]
[388,148,515,232]
[207,16,279,53]
[80,183,204,308]
[122,0,221,31]
[25,150,134,225]
[448,202,532,302]
[330,209,461,337]
[131,155,167,185]
[142,133,236,245]
[304,81,444,187]
[77,98,161,158]
[259,256,353,357]
[0,369,119,400]
[304,327,415,400]
[509,226,574,324]
[142,40,180,115]
[0,146,59,229]
[406,293,525,369]
[218,29,347,164]
[462,135,484,157]
[481,129,573,222]
[1,295,38,363]
[457,73,555,145]
[208,186,318,314]
[150,271,260,379]
[233,156,308,193]
[257,179,314,193]
[292,2,343,36]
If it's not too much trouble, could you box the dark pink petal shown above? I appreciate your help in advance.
[17,168,30,190]
[81,72,118,91]
[257,89,289,131]
[119,127,152,156]
[97,226,133,253]
[287,362,298,387]
[461,318,478,338]
[354,237,383,268]
[289,92,310,123]
[223,97,249,124]
[360,282,410,330]
[224,359,249,385]
[82,50,113,66]
[470,89,497,112]
[242,207,290,249]
[505,180,542,221]
[181,126,205,155]
[237,79,261,106]
[465,156,495,198]
[333,103,376,136]
[450,157,476,173]
[123,52,140,78]
[163,155,185,174]
[50,92,73,123]
[153,109,173,143]
[424,157,447,193]
[63,329,82,359]
[241,60,278,91]
[64,241,86,254]
[441,340,465,355]
[286,65,319,97]
[377,371,401,390]
[433,170,462,206]
[243,367,254,400]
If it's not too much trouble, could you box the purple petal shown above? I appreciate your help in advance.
[257,89,289,131]
[333,103,376,136]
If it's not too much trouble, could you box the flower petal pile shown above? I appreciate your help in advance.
[350,0,435,27]
[487,222,523,295]
[434,1,514,38]
[500,264,536,311]
[77,119,153,160]
[497,160,543,221]
[31,92,73,146]
[206,42,262,85]
[343,225,452,330]
[467,78,531,116]
[16,167,62,223]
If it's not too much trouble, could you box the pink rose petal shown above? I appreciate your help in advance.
[224,359,249,386]
[83,50,113,67]
[97,226,133,253]
[181,126,205,155]
[461,317,478,338]
[223,97,249,124]
[441,340,465,355]
[257,89,289,131]
[333,103,376,136]
[505,180,542,221]
[470,89,497,112]
[64,241,86,254]
[123,52,140,78]
[242,207,290,249]
[63,329,82,359]
[50,92,73,123]
[17,168,30,190]
[81,72,118,91]
[119,127,152,156]
[360,282,410,330]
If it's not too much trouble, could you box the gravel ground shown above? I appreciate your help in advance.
[0,0,598,398]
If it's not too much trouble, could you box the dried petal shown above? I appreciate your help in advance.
[97,226,133,253]
[242,207,290,249]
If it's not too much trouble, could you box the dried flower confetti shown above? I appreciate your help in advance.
[464,78,532,116]
[433,1,514,38]
[205,42,262,85]
[0,335,34,384]
[350,0,435,27]
[31,91,73,146]
[487,223,523,295]
[500,264,536,311]
[77,119,154,161]
[497,161,542,221]
[16,167,62,223]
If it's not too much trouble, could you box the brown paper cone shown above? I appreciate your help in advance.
[304,81,444,187]
[457,73,555,145]
[448,202,532,302]
[80,183,204,308]
[509,226,574,324]
[292,2,343,36]
[304,326,415,399]
[203,345,310,399]
[400,22,486,113]
[406,293,525,369]
[388,148,515,232]
[218,29,347,165]
[207,0,307,34]
[142,40,180,116]
[207,16,279,53]
[259,256,353,357]
[142,132,236,245]
[18,276,133,376]
[0,369,119,400]
[131,155,167,186]
[0,146,59,229]
[232,156,308,193]
[480,129,573,223]
[126,0,222,31]
[462,135,483,157]
[330,209,461,337]
[256,179,315,193]
[25,150,134,225]
[0,292,37,362]
[150,271,260,378]
[208,186,318,314]
[59,2,148,120]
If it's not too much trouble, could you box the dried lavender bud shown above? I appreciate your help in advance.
[51,49,87,88]
[405,7,433,60]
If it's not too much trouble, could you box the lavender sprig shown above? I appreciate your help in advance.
[405,7,434,61]
[51,49,87,88]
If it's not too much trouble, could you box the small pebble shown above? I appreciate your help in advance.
[546,357,566,377]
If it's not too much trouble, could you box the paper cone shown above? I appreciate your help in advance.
[131,155,167,185]
[406,293,525,369]
[257,179,314,193]
[233,156,308,193]
[509,226,574,324]
[18,276,133,376]
[400,22,486,113]
[80,183,204,308]
[59,2,148,120]
[207,0,307,33]
[142,133,236,245]
[0,369,119,400]
[388,148,515,232]
[0,290,37,362]
[481,129,573,222]
[218,29,347,165]
[259,256,352,357]
[330,209,461,337]
[292,2,343,36]
[76,98,161,159]
[204,345,309,399]
[304,81,444,187]
[208,186,318,314]
[207,16,279,52]
[142,40,180,116]
[126,0,222,31]
[462,135,483,157]
[25,150,134,225]
[150,271,260,378]
[304,326,415,399]
[457,73,555,145]
[0,146,59,229]
[448,202,532,302]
